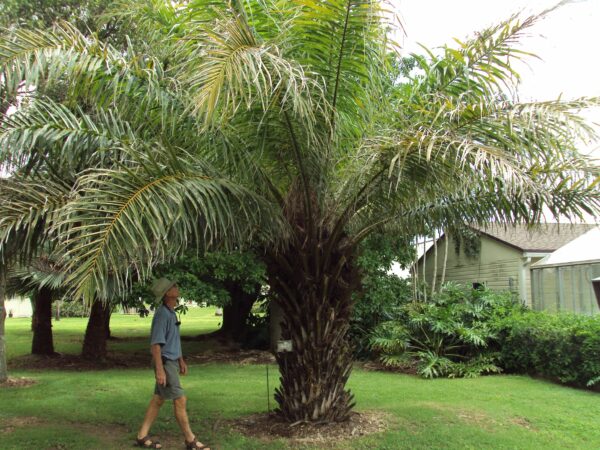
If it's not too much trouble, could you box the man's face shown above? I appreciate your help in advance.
[164,285,179,309]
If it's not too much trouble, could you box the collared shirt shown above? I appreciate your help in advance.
[150,304,182,360]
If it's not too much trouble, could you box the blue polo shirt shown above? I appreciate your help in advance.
[150,304,182,360]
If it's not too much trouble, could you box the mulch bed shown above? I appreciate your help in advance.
[229,411,390,445]
[8,348,276,371]
[357,359,419,375]
[0,376,37,388]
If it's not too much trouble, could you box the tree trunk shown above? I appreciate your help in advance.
[81,299,110,360]
[441,229,449,287]
[54,300,61,321]
[0,269,8,383]
[104,307,112,340]
[220,282,259,342]
[432,230,438,293]
[422,238,427,302]
[266,226,360,423]
[31,286,55,355]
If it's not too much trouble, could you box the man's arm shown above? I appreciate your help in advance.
[151,343,166,386]
[178,356,188,375]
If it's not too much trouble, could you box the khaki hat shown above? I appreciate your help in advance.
[152,277,177,303]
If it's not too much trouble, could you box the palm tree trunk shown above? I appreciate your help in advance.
[0,269,8,383]
[31,286,55,355]
[81,298,110,360]
[266,227,359,423]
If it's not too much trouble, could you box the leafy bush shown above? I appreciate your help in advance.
[350,234,414,358]
[370,284,522,378]
[495,311,600,388]
[52,300,88,318]
[350,273,412,358]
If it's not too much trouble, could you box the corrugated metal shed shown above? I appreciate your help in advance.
[531,226,600,315]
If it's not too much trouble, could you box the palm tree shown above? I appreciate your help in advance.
[1,1,599,421]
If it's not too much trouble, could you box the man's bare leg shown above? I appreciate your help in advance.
[173,396,210,449]
[137,395,165,447]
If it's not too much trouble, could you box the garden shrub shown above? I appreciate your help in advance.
[495,311,600,388]
[52,300,88,318]
[350,273,412,358]
[350,233,415,358]
[370,283,522,378]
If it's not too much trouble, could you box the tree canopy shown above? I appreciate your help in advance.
[1,0,598,421]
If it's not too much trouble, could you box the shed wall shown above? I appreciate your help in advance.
[417,234,540,305]
[532,263,600,315]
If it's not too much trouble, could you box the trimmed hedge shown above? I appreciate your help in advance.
[495,311,600,388]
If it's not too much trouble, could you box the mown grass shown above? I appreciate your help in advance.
[2,310,600,449]
[5,307,222,360]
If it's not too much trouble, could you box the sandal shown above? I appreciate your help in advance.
[135,435,162,449]
[185,437,211,449]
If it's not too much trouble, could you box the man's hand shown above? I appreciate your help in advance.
[155,367,167,386]
[179,359,188,376]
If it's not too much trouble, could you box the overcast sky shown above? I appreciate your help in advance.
[392,0,599,224]
[394,0,600,100]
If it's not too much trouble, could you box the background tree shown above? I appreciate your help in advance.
[1,1,598,422]
[350,232,414,358]
[128,250,267,345]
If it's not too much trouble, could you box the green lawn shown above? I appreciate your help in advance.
[5,307,222,360]
[2,310,600,449]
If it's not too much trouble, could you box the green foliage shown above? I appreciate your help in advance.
[0,0,116,42]
[51,300,88,318]
[1,3,599,301]
[370,284,522,378]
[495,310,600,388]
[128,250,266,309]
[350,233,414,358]
[451,227,481,259]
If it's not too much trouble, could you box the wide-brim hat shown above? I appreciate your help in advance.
[152,277,177,303]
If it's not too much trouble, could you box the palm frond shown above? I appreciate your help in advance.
[179,11,323,129]
[0,22,115,99]
[0,97,134,174]
[54,158,283,301]
[0,177,71,264]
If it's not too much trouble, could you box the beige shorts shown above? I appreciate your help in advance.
[154,359,185,400]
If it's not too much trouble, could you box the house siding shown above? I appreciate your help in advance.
[417,234,542,306]
[5,296,32,318]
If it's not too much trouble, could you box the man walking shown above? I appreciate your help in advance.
[136,278,210,450]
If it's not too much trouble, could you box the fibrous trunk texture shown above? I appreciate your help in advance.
[31,286,55,355]
[267,220,359,423]
[82,299,111,360]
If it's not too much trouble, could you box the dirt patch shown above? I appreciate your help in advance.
[511,416,537,430]
[0,415,44,434]
[8,352,151,371]
[419,402,496,430]
[0,376,38,388]
[9,348,276,371]
[357,359,419,375]
[229,411,389,445]
[187,349,276,365]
